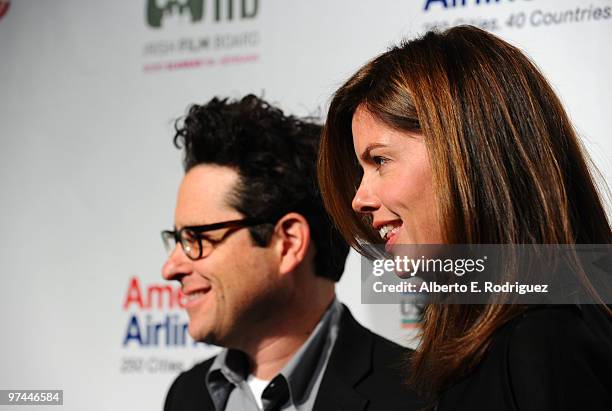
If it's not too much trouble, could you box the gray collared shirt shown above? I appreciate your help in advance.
[205,298,344,411]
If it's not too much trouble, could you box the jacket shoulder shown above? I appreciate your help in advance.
[370,327,412,365]
[330,306,424,410]
[163,356,216,411]
[506,305,612,410]
[437,305,612,411]
[358,322,413,387]
[338,305,413,363]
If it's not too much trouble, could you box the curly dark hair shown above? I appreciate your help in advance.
[173,94,349,282]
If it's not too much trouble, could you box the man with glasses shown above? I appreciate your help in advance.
[161,95,422,411]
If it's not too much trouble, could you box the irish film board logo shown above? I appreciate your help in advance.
[147,0,203,28]
[146,0,258,28]
[0,1,10,21]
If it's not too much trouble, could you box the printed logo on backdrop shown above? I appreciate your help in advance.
[423,0,533,11]
[0,1,10,21]
[421,0,611,33]
[120,276,210,375]
[400,301,423,331]
[147,0,205,28]
[142,0,261,73]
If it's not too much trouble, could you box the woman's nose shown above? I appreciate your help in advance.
[352,177,380,214]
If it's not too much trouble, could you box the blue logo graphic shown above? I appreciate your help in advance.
[424,0,531,12]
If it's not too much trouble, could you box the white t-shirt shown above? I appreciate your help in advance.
[246,374,271,410]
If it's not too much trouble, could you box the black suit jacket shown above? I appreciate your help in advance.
[436,305,612,411]
[164,306,424,411]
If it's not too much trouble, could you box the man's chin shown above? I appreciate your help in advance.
[187,323,214,345]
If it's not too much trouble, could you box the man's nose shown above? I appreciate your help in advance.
[162,244,190,281]
[352,176,381,214]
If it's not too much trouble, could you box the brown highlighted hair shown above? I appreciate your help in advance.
[317,26,611,399]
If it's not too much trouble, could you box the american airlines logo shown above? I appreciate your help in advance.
[424,0,533,12]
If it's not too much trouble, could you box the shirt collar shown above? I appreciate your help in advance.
[205,297,343,404]
[279,297,343,402]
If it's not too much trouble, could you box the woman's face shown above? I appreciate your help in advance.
[351,105,443,250]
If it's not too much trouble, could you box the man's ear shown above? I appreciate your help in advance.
[272,212,311,276]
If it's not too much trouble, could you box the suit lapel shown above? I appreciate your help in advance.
[313,306,373,411]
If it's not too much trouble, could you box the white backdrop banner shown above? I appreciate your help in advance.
[0,0,610,410]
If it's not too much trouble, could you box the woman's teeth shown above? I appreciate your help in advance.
[379,223,401,240]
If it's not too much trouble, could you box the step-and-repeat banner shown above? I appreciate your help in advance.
[1,0,610,409]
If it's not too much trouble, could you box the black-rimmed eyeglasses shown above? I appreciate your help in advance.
[161,217,273,261]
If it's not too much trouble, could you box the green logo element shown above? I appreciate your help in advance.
[147,0,204,28]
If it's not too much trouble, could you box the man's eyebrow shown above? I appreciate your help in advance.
[359,143,387,161]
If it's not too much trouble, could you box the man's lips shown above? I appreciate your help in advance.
[182,286,212,309]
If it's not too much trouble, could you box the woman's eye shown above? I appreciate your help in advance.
[373,156,388,167]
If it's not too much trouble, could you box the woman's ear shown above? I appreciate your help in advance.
[272,212,311,275]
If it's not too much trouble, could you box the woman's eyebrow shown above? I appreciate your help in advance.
[360,143,387,161]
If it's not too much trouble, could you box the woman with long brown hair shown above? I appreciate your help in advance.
[318,25,612,410]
